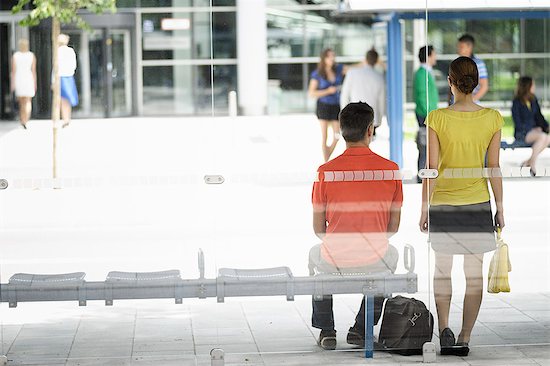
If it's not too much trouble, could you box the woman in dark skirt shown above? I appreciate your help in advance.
[308,48,347,162]
[419,57,505,356]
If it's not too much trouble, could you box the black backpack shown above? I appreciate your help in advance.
[378,296,434,355]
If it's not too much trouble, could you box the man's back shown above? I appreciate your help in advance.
[340,66,386,126]
[312,147,402,267]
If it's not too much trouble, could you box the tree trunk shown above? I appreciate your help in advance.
[51,17,61,180]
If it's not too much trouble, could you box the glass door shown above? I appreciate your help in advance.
[69,28,132,118]
[0,22,13,120]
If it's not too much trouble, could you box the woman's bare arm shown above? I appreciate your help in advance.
[308,78,336,99]
[487,130,505,229]
[419,127,439,232]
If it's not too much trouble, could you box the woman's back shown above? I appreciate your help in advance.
[427,107,503,206]
[13,51,33,75]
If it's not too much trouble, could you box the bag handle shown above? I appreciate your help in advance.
[496,227,502,241]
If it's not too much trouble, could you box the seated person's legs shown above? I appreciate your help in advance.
[309,244,399,347]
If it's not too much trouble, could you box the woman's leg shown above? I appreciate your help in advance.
[524,128,549,168]
[319,119,330,162]
[17,97,28,126]
[61,98,72,127]
[459,253,484,343]
[434,252,454,333]
[325,120,340,161]
[24,97,32,124]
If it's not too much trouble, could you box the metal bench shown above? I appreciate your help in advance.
[0,247,418,359]
[501,140,532,150]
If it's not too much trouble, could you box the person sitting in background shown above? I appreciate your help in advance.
[511,76,550,176]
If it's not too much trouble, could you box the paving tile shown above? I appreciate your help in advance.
[477,308,536,323]
[194,343,259,355]
[132,356,198,366]
[516,345,550,359]
[65,357,132,365]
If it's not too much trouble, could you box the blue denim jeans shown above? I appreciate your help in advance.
[308,244,398,331]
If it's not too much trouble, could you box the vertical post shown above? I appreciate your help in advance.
[364,295,374,358]
[237,0,267,115]
[211,348,225,366]
[386,13,404,168]
[228,91,237,117]
[51,17,61,180]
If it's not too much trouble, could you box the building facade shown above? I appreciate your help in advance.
[0,0,549,119]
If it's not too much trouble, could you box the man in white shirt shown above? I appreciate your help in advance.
[340,48,386,130]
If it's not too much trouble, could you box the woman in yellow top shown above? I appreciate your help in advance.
[419,56,505,357]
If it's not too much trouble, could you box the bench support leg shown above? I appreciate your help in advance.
[364,295,374,358]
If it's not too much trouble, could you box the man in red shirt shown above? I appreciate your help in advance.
[310,102,403,350]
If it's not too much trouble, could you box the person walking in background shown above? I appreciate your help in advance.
[414,45,438,183]
[311,102,402,350]
[512,76,550,177]
[308,48,346,162]
[10,39,36,129]
[419,57,504,357]
[456,34,489,102]
[340,48,385,133]
[57,34,78,128]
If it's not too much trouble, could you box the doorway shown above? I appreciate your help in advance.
[0,22,13,120]
[67,28,132,118]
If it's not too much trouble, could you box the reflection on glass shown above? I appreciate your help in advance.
[143,65,236,115]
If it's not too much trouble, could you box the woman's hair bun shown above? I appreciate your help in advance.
[456,75,477,94]
[449,56,479,95]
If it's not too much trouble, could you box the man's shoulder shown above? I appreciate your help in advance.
[319,152,399,171]
[371,153,400,170]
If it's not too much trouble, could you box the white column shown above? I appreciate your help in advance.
[413,19,426,71]
[79,32,91,115]
[237,0,267,116]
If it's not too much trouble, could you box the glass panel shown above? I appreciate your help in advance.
[143,64,235,115]
[111,30,132,117]
[427,5,550,365]
[142,11,236,60]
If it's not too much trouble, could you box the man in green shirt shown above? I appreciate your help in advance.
[414,45,438,183]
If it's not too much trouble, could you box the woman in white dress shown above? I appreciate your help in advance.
[10,39,36,129]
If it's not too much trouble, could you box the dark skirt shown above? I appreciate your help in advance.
[316,101,340,121]
[429,201,496,254]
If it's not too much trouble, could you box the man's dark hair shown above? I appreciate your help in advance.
[338,102,374,142]
[366,48,378,66]
[458,34,475,45]
[418,45,434,63]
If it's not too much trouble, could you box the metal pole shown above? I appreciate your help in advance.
[364,295,374,358]
[386,13,404,167]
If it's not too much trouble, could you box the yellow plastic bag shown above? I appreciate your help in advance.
[487,228,511,294]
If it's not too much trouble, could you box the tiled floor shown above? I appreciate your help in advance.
[1,293,549,365]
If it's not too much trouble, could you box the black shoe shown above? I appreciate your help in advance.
[452,342,469,356]
[318,329,337,350]
[346,326,364,347]
[346,326,385,350]
[439,328,456,355]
